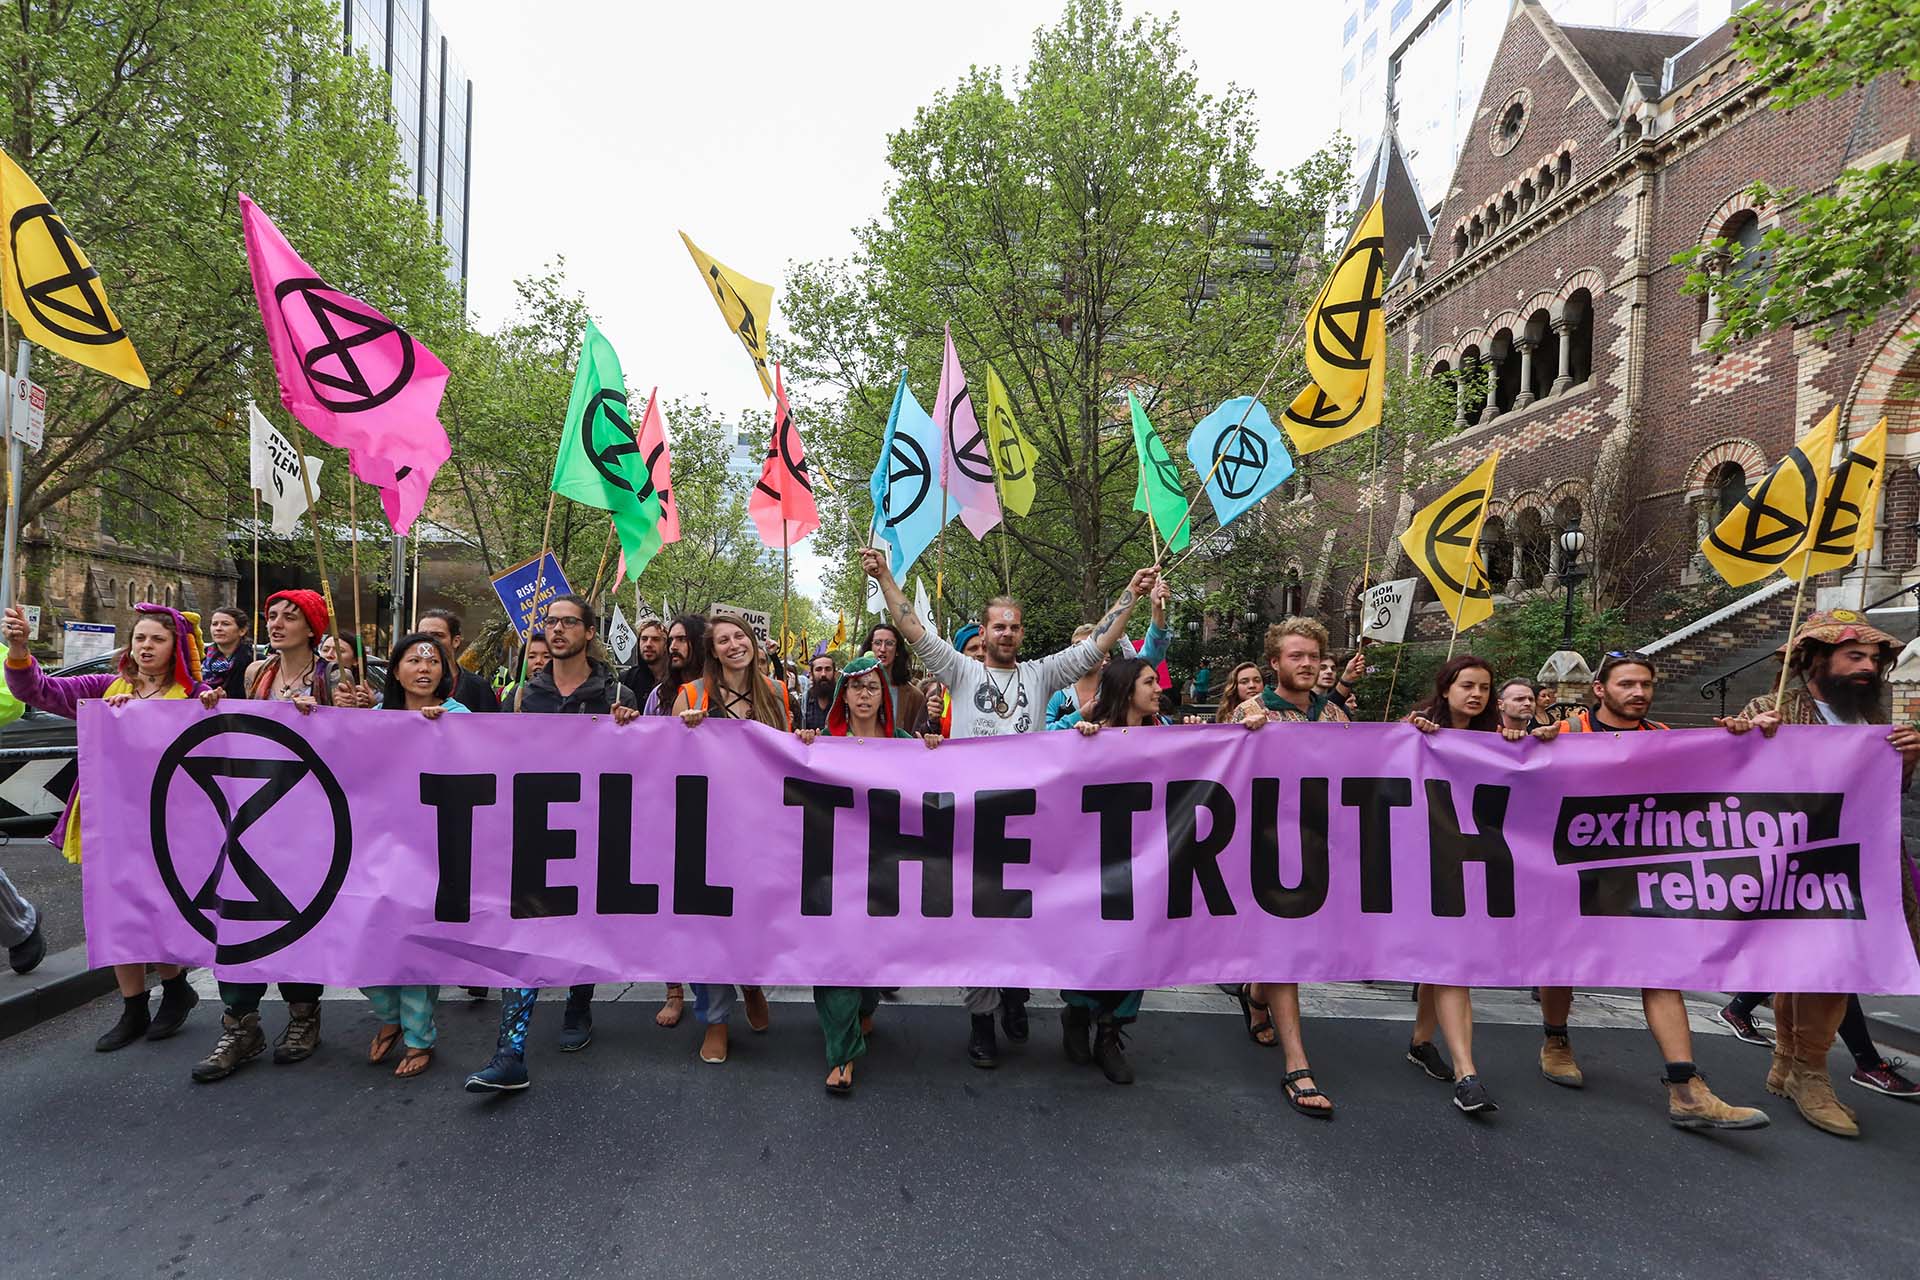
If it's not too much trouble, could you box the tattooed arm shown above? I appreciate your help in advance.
[858,546,927,645]
[1092,567,1158,657]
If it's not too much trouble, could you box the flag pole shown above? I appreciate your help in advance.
[1381,645,1405,722]
[289,433,347,672]
[0,339,27,616]
[251,487,262,648]
[345,473,367,683]
[937,491,948,637]
[516,491,557,713]
[410,529,422,621]
[586,519,615,606]
[1773,547,1815,712]
[781,525,791,667]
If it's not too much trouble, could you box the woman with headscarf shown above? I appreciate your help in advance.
[2,601,206,1051]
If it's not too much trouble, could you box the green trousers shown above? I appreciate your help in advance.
[814,986,882,1067]
[1061,989,1143,1023]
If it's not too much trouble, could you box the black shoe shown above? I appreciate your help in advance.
[465,986,488,999]
[7,921,45,974]
[558,1005,594,1052]
[967,1014,998,1069]
[1092,1022,1135,1085]
[1001,993,1030,1044]
[1407,1039,1455,1082]
[1062,1003,1093,1065]
[146,979,199,1040]
[95,998,150,1052]
[1452,1074,1499,1114]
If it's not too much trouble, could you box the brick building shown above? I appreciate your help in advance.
[1309,0,1920,715]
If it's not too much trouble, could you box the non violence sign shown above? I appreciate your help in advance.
[78,702,1920,993]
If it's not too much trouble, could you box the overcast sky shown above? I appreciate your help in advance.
[434,1,1344,594]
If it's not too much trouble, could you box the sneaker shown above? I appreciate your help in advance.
[1001,991,1030,1044]
[7,921,45,974]
[463,1051,530,1093]
[94,998,151,1052]
[1717,1004,1774,1048]
[1452,1075,1499,1113]
[1062,1004,1093,1065]
[1539,1034,1585,1088]
[191,1012,265,1083]
[967,1014,998,1069]
[1849,1057,1920,1099]
[146,980,199,1040]
[1667,1073,1772,1132]
[558,1005,594,1053]
[272,1001,322,1064]
[1407,1039,1454,1082]
[1093,1022,1135,1085]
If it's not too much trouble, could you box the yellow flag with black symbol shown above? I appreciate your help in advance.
[983,364,1039,517]
[1300,198,1385,417]
[831,611,846,648]
[1399,452,1499,633]
[0,147,148,388]
[678,231,775,397]
[1797,417,1888,577]
[1702,408,1838,587]
[1282,326,1383,455]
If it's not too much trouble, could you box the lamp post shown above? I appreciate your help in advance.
[1557,517,1588,648]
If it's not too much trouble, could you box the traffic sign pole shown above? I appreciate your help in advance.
[2,340,30,614]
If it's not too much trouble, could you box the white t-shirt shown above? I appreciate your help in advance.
[912,630,1102,738]
[1812,698,1861,726]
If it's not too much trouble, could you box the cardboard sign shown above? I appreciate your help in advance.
[709,602,773,651]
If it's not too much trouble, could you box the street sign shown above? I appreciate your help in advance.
[23,604,40,641]
[709,601,773,651]
[10,375,45,452]
[62,621,115,664]
[489,552,572,640]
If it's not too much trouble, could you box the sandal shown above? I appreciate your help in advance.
[655,984,686,1029]
[825,1062,854,1095]
[367,1024,402,1065]
[1284,1067,1334,1119]
[1238,985,1277,1048]
[394,1047,432,1079]
[743,986,770,1033]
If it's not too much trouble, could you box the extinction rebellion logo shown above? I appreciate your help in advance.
[1553,791,1861,921]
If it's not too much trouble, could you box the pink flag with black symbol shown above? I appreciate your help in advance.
[748,364,820,548]
[934,324,1002,540]
[240,193,450,535]
[635,387,681,545]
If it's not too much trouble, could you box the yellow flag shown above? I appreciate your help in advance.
[1798,417,1888,576]
[1301,198,1385,416]
[1282,325,1384,455]
[983,365,1039,516]
[831,611,846,648]
[1702,408,1838,587]
[1399,452,1499,634]
[0,148,148,388]
[678,231,775,397]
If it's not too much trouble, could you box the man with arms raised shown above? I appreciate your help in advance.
[860,546,1157,1068]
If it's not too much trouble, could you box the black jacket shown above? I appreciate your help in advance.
[619,661,661,711]
[455,668,500,713]
[514,658,635,715]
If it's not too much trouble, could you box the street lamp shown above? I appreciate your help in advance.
[1557,517,1588,648]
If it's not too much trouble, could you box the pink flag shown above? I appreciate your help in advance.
[240,193,451,536]
[635,387,681,544]
[748,364,820,548]
[935,324,1001,539]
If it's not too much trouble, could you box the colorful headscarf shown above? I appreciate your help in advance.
[121,602,205,693]
[826,652,895,737]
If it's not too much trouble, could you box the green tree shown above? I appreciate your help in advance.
[1676,0,1920,349]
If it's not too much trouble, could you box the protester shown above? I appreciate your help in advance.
[1234,617,1353,1117]
[793,653,914,1093]
[4,601,201,1051]
[636,613,709,1029]
[1719,991,1917,1098]
[416,608,500,712]
[463,595,640,1095]
[861,544,1155,1069]
[915,623,986,738]
[860,621,925,735]
[359,631,469,1078]
[1495,677,1550,731]
[1730,609,1920,1136]
[1204,661,1266,724]
[673,614,793,1063]
[1535,650,1770,1131]
[2,865,43,976]
[1316,653,1361,715]
[202,605,253,700]
[802,650,837,731]
[1057,655,1170,1084]
[499,630,550,706]
[620,619,670,708]
[1046,578,1173,728]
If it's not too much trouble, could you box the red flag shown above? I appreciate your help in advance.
[748,364,820,548]
[635,387,681,545]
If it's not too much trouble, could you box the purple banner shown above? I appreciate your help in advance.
[78,701,1920,993]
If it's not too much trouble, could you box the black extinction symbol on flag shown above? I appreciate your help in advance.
[1811,451,1877,558]
[708,265,767,379]
[1424,489,1491,599]
[272,277,416,413]
[989,404,1029,483]
[8,203,125,346]
[149,716,352,964]
[1311,233,1386,375]
[1210,424,1270,500]
[1284,380,1369,430]
[581,390,651,500]
[1706,447,1818,568]
[645,440,674,512]
[1143,428,1182,496]
[885,433,932,526]
[948,389,995,484]
[758,400,812,503]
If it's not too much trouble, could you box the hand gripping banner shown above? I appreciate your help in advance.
[79,702,1920,993]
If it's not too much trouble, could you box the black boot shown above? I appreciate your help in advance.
[146,975,199,1040]
[1062,1003,1093,1065]
[967,1014,998,1069]
[1093,1020,1135,1085]
[1000,988,1030,1043]
[95,993,151,1052]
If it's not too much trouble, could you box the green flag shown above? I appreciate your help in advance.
[1128,391,1190,554]
[552,319,665,575]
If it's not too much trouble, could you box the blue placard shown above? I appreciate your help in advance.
[489,552,572,639]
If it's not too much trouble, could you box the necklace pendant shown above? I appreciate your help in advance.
[994,697,1010,717]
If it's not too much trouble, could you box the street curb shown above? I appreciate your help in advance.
[0,945,114,1042]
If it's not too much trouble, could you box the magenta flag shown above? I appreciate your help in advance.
[635,386,681,545]
[748,363,820,548]
[240,193,451,535]
[935,325,1002,540]
[77,703,1920,993]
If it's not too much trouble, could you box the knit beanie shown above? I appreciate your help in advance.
[265,588,329,647]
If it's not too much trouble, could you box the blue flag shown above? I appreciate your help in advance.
[1185,396,1294,529]
[870,370,953,578]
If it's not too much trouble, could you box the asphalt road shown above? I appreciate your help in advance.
[3,990,1916,1280]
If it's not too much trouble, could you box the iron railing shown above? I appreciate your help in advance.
[1698,579,1920,716]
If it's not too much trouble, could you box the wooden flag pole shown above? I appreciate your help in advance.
[409,530,421,621]
[290,436,347,672]
[936,491,949,637]
[586,519,615,606]
[515,491,558,713]
[781,525,791,668]
[1773,545,1816,712]
[345,474,367,683]
[251,487,263,647]
[1381,644,1405,722]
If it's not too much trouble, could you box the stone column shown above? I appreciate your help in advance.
[1513,338,1538,411]
[1479,351,1505,425]
[1697,252,1726,346]
[1549,318,1576,396]
[1686,494,1714,583]
[1506,542,1524,598]
[1453,365,1470,432]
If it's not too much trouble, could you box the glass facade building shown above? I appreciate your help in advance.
[341,0,474,287]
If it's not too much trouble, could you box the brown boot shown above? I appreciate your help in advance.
[1539,1035,1584,1088]
[1786,1060,1860,1136]
[191,1012,265,1083]
[1766,993,1797,1096]
[272,1001,322,1064]
[1666,1074,1770,1131]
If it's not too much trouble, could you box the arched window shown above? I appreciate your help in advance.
[1514,508,1551,589]
[1459,344,1486,422]
[1490,329,1520,414]
[1556,151,1573,187]
[1518,179,1536,214]
[1453,226,1469,258]
[1500,192,1517,222]
[1723,210,1768,284]
[1563,289,1594,385]
[1707,461,1746,519]
[1480,516,1513,593]
[1538,164,1555,198]
[1468,215,1484,247]
[1280,568,1303,617]
[1486,203,1501,235]
[1524,310,1557,404]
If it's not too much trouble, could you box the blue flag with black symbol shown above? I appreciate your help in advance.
[1185,396,1295,530]
[869,369,954,579]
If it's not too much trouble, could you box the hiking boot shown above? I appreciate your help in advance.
[1850,1057,1920,1099]
[146,978,199,1040]
[1406,1039,1453,1082]
[7,921,44,974]
[1452,1075,1499,1114]
[272,1001,322,1064]
[1666,1074,1771,1132]
[1539,1035,1584,1088]
[1785,1068,1859,1137]
[967,1014,998,1069]
[463,1051,530,1093]
[557,1005,593,1053]
[1092,1022,1135,1085]
[1717,1003,1773,1048]
[95,997,151,1052]
[1062,1003,1093,1065]
[192,1012,265,1083]
[1001,990,1030,1044]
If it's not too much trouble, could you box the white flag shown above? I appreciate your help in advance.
[913,576,932,629]
[607,602,638,663]
[248,402,322,535]
[1360,577,1418,644]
